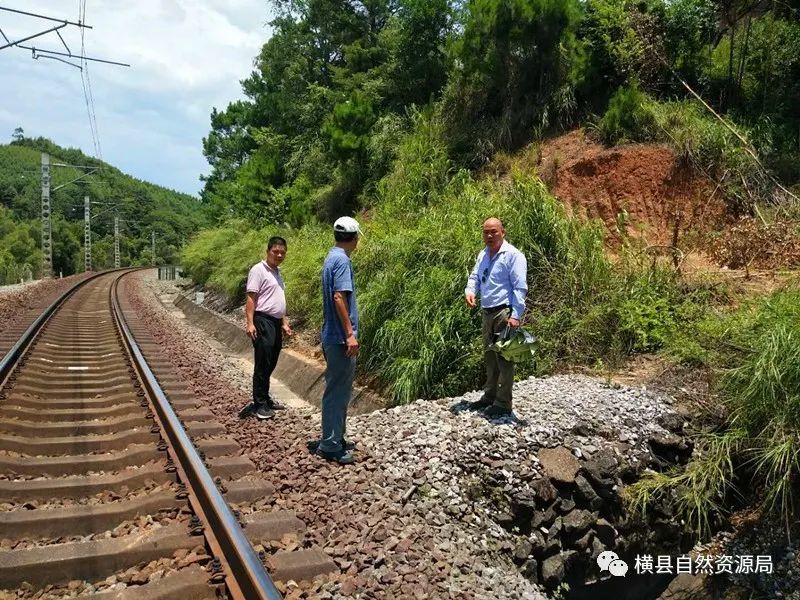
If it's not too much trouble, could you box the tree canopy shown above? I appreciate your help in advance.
[201,0,800,225]
[0,136,206,283]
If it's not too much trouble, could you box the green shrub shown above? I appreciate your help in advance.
[648,100,765,211]
[596,83,655,145]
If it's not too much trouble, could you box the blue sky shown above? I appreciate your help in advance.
[0,1,272,196]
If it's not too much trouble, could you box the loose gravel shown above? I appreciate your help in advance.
[0,509,188,551]
[0,481,177,512]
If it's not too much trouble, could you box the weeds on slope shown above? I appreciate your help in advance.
[629,287,800,537]
[182,169,712,405]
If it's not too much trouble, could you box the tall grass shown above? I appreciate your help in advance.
[183,168,702,404]
[182,111,712,405]
[630,287,800,536]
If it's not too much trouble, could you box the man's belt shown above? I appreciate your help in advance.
[482,304,510,312]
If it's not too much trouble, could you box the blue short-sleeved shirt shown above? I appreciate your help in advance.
[321,247,358,346]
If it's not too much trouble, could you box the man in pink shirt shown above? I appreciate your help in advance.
[239,236,293,420]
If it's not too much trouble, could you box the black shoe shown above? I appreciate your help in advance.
[307,439,355,453]
[484,404,512,418]
[238,401,256,419]
[315,447,355,464]
[255,405,275,420]
[266,394,285,410]
[467,396,494,411]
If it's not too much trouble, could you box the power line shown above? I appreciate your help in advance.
[79,0,101,159]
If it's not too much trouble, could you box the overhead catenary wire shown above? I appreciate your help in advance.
[0,5,130,65]
[78,0,101,159]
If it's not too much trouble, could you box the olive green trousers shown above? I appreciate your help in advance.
[481,306,514,409]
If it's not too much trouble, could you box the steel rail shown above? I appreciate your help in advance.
[110,272,282,600]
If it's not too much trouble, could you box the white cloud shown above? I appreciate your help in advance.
[0,1,272,194]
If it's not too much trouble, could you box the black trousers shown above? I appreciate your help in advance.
[252,312,283,407]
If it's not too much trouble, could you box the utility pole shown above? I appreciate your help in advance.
[40,153,52,278]
[84,196,91,272]
[114,215,120,268]
[41,152,101,277]
[151,230,156,266]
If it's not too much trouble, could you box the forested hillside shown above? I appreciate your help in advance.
[200,0,800,224]
[188,0,800,403]
[0,135,206,283]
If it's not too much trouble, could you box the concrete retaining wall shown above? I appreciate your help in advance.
[173,294,385,414]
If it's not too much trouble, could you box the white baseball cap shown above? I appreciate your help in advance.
[333,216,362,234]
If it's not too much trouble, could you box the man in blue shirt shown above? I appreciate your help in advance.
[465,217,528,417]
[309,216,361,464]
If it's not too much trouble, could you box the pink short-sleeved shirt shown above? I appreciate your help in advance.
[246,261,286,318]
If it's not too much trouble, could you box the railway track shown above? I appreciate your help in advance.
[0,270,336,599]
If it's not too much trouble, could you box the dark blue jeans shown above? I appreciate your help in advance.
[319,344,356,453]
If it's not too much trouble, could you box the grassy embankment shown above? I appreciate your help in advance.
[184,106,723,405]
[184,97,800,534]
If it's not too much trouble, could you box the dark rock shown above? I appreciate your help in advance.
[510,489,538,528]
[513,539,533,563]
[582,450,619,488]
[495,511,515,529]
[541,550,578,589]
[574,530,595,552]
[590,536,605,562]
[563,509,595,536]
[537,534,561,558]
[558,498,576,513]
[530,477,559,505]
[649,432,693,464]
[529,530,546,550]
[574,474,603,509]
[539,447,580,485]
[595,485,619,503]
[531,503,558,530]
[528,531,561,562]
[656,412,686,433]
[652,520,681,543]
[571,421,595,436]
[547,516,563,540]
[521,558,538,584]
[594,518,616,546]
[511,489,537,511]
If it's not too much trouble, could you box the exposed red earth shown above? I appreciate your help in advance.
[539,130,728,245]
